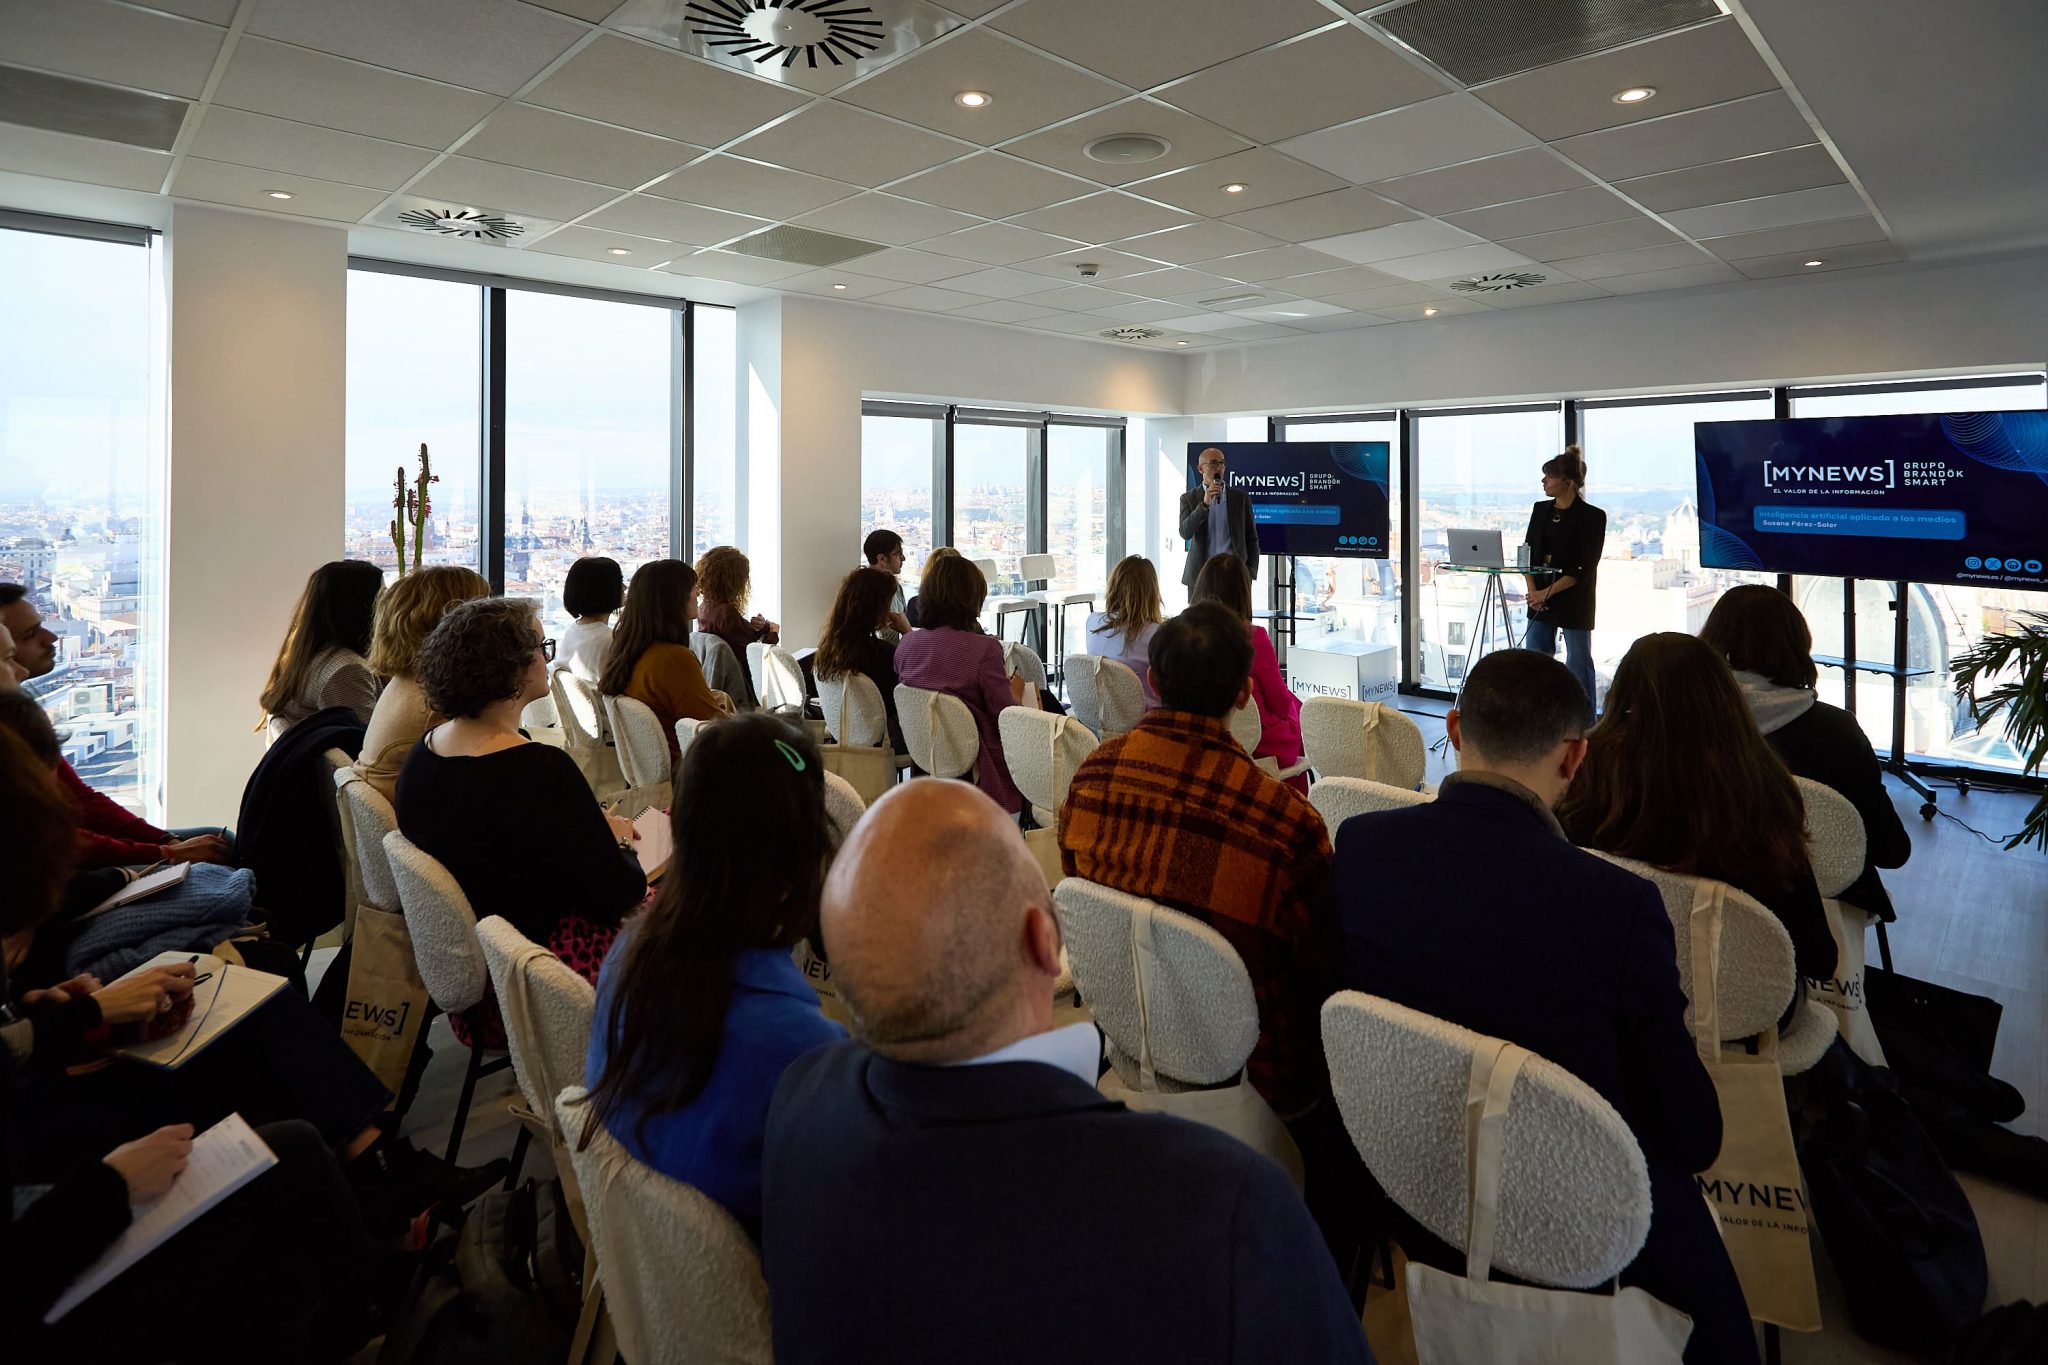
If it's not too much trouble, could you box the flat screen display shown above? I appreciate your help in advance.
[1694,411,2048,589]
[1186,441,1391,559]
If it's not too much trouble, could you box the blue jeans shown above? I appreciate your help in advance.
[1523,619,1596,711]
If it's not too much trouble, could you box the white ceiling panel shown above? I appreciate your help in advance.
[1730,239,1903,279]
[845,246,977,283]
[1009,192,1193,244]
[581,194,769,244]
[1155,23,1450,144]
[1596,260,1746,294]
[409,156,619,221]
[0,123,172,192]
[1553,91,1818,181]
[1263,264,1402,296]
[1204,244,1353,282]
[1014,284,1145,311]
[188,107,437,190]
[1443,185,1637,240]
[526,35,806,145]
[1303,218,1479,265]
[170,156,388,218]
[920,221,1080,265]
[1117,267,1245,300]
[1371,147,1591,216]
[1618,144,1843,213]
[1371,242,1541,282]
[132,0,238,21]
[949,298,1065,323]
[522,224,675,264]
[1466,280,1612,309]
[773,269,903,299]
[991,0,1333,91]
[1282,310,1395,332]
[1111,220,1281,264]
[1151,311,1257,333]
[531,0,621,18]
[214,36,502,146]
[1221,186,1416,243]
[835,28,1127,146]
[1662,182,1868,239]
[1013,248,1162,281]
[458,104,703,189]
[1699,215,1888,262]
[1228,298,1347,321]
[1277,94,1534,187]
[1548,241,1716,280]
[727,102,967,185]
[1205,321,1305,340]
[642,155,857,219]
[0,0,224,100]
[1498,216,1680,262]
[1017,310,1120,334]
[247,0,586,96]
[656,249,807,284]
[1475,18,1781,142]
[908,264,1047,299]
[864,283,984,312]
[1091,298,1194,323]
[1000,99,1254,188]
[1371,297,1487,322]
[792,192,979,246]
[1128,147,1346,215]
[1319,282,1441,312]
[888,153,1095,220]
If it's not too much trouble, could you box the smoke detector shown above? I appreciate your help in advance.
[1449,270,1548,293]
[396,207,524,240]
[1100,326,1164,341]
[1084,133,1172,165]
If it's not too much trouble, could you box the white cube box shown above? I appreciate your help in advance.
[1288,639,1398,705]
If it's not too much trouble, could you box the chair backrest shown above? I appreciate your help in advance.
[1794,775,1867,899]
[476,916,595,1139]
[1019,552,1057,584]
[818,671,889,747]
[323,749,364,926]
[555,1087,772,1365]
[382,829,488,1013]
[1064,654,1146,736]
[1052,878,1258,1086]
[520,693,559,731]
[335,767,401,912]
[894,683,979,780]
[999,707,1098,823]
[758,643,808,712]
[1588,852,1798,1041]
[673,715,703,772]
[1227,697,1261,756]
[969,556,999,586]
[691,631,750,706]
[1004,641,1047,691]
[552,669,608,752]
[604,694,672,788]
[1299,697,1426,790]
[1307,775,1433,832]
[822,769,865,845]
[1321,991,1651,1289]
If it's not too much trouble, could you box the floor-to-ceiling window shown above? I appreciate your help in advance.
[0,220,165,818]
[860,408,941,577]
[1276,413,1402,661]
[691,305,738,561]
[1046,420,1115,595]
[953,417,1032,606]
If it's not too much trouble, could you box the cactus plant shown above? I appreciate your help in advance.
[388,443,438,575]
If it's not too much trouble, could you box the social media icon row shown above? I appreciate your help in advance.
[1337,536,1380,547]
[1964,556,2043,573]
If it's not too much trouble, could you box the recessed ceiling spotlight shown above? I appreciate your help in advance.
[267,190,294,200]
[1612,86,1656,104]
[1221,182,1248,194]
[832,282,849,290]
[1176,340,1189,346]
[607,247,632,256]
[1804,259,1825,267]
[1423,306,1438,316]
[954,90,992,108]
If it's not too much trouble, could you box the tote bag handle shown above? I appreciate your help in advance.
[1462,1039,1532,1284]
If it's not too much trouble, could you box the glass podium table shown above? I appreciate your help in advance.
[1435,563,1557,694]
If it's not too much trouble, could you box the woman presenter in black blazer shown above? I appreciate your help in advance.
[1523,444,1606,708]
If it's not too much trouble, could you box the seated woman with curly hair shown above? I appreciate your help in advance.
[396,597,648,1047]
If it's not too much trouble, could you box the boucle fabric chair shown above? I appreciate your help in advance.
[894,684,979,780]
[818,672,889,748]
[1004,641,1047,693]
[690,632,751,709]
[1063,654,1145,737]
[553,669,627,798]
[756,643,807,714]
[1299,697,1427,790]
[822,770,865,846]
[673,716,701,771]
[1307,775,1434,833]
[604,694,672,790]
[1793,776,1887,1064]
[477,916,595,1144]
[1589,853,1836,1074]
[998,707,1098,827]
[1227,699,1311,782]
[1794,776,1867,899]
[556,1087,773,1365]
[1321,991,1653,1289]
[335,765,400,919]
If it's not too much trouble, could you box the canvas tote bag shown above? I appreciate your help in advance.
[1813,900,1887,1067]
[818,683,898,806]
[1406,1039,1693,1364]
[1688,881,1823,1332]
[339,902,433,1095]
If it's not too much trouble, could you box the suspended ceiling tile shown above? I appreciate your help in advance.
[1283,310,1396,332]
[1012,248,1163,282]
[949,298,1066,323]
[1730,240,1904,279]
[526,35,806,146]
[1228,298,1348,322]
[791,192,980,246]
[1618,144,1844,214]
[1117,267,1247,300]
[1662,182,1868,239]
[0,122,172,192]
[1013,283,1146,311]
[846,246,978,283]
[170,156,388,219]
[1204,244,1354,283]
[531,0,621,18]
[1127,147,1346,216]
[1369,297,1488,322]
[1497,215,1679,262]
[582,194,769,244]
[642,154,858,219]
[1371,0,1722,85]
[1699,215,1889,262]
[1371,242,1542,282]
[836,28,1127,146]
[131,0,239,21]
[919,221,1081,265]
[1552,91,1817,181]
[888,152,1096,220]
[188,107,437,190]
[1454,279,1610,309]
[1017,310,1121,333]
[1370,147,1591,216]
[990,0,1333,91]
[247,0,585,96]
[1302,218,1480,266]
[1475,17,1781,142]
[1008,191,1194,244]
[925,265,1057,299]
[522,224,676,263]
[1111,220,1282,265]
[1204,321,1305,340]
[726,101,967,185]
[1547,240,1716,280]
[656,249,809,284]
[1263,264,1404,296]
[1277,94,1534,187]
[0,0,224,100]
[214,37,501,146]
[1001,99,1253,188]
[1443,185,1637,240]
[410,156,620,221]
[0,66,190,151]
[1091,298,1194,324]
[1595,260,1745,294]
[865,283,985,312]
[1221,186,1416,243]
[774,269,904,299]
[1151,311,1258,333]
[1318,282,1442,312]
[1155,22,1450,145]
[929,0,1011,18]
[458,104,703,190]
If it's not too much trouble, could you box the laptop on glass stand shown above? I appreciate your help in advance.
[1448,528,1506,568]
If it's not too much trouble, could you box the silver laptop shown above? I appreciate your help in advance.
[1448,528,1505,568]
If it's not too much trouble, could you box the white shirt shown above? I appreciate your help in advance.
[555,619,612,683]
[949,1021,1101,1087]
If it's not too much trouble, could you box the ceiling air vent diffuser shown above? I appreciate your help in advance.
[728,224,885,268]
[1101,326,1164,342]
[610,0,962,93]
[397,208,524,240]
[1449,270,1549,293]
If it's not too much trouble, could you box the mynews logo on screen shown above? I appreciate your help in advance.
[1230,471,1307,492]
[1762,459,1894,491]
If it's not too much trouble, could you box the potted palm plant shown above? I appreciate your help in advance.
[1950,610,2048,852]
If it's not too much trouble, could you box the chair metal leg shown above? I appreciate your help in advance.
[1875,918,1894,973]
[504,1122,532,1190]
[446,1045,484,1165]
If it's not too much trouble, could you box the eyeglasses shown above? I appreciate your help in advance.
[537,638,556,662]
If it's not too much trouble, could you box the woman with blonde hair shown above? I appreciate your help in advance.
[258,559,384,740]
[904,546,959,630]
[695,546,778,707]
[355,564,491,800]
[1085,555,1165,706]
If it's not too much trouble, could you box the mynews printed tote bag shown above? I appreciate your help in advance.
[1689,882,1823,1333]
[339,902,432,1096]
[1406,1039,1693,1364]
[1812,900,1887,1067]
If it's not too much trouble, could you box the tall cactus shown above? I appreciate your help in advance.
[388,443,438,576]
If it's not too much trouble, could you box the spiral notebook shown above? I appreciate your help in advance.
[109,953,288,1070]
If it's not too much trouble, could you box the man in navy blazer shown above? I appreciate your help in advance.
[1335,649,1756,1365]
[762,778,1370,1365]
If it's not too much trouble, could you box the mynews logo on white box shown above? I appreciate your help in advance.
[1762,459,1894,490]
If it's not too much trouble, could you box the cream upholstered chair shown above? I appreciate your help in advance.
[1004,641,1048,694]
[690,631,751,708]
[1308,775,1434,833]
[822,769,865,845]
[604,694,672,790]
[383,829,515,1163]
[1299,697,1427,790]
[818,672,889,748]
[1052,878,1302,1186]
[1321,991,1654,1289]
[894,683,980,780]
[1794,776,1888,1064]
[556,1087,773,1365]
[329,756,391,942]
[1063,654,1146,737]
[1795,776,1867,899]
[751,642,808,714]
[1589,853,1836,1074]
[998,707,1098,827]
[1228,698,1312,782]
[553,669,627,799]
[476,916,595,1142]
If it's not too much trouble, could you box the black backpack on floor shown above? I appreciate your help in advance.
[378,1178,584,1365]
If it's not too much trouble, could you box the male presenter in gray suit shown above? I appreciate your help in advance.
[1178,446,1262,589]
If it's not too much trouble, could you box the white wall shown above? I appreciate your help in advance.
[1184,251,2048,417]
[163,206,346,822]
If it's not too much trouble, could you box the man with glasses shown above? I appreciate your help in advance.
[1178,447,1261,590]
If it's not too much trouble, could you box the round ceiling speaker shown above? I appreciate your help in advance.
[1084,134,1172,165]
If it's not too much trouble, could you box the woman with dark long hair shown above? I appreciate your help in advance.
[582,713,842,1235]
[1522,444,1607,707]
[258,559,385,738]
[1191,552,1304,791]
[815,567,906,753]
[600,559,723,766]
[1557,632,1837,991]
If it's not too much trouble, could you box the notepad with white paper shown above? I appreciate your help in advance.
[633,806,674,880]
[79,862,190,921]
[43,1112,277,1323]
[109,953,288,1070]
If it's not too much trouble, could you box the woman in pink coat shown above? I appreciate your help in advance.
[1190,553,1305,792]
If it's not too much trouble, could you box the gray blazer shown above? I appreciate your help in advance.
[1177,486,1262,588]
